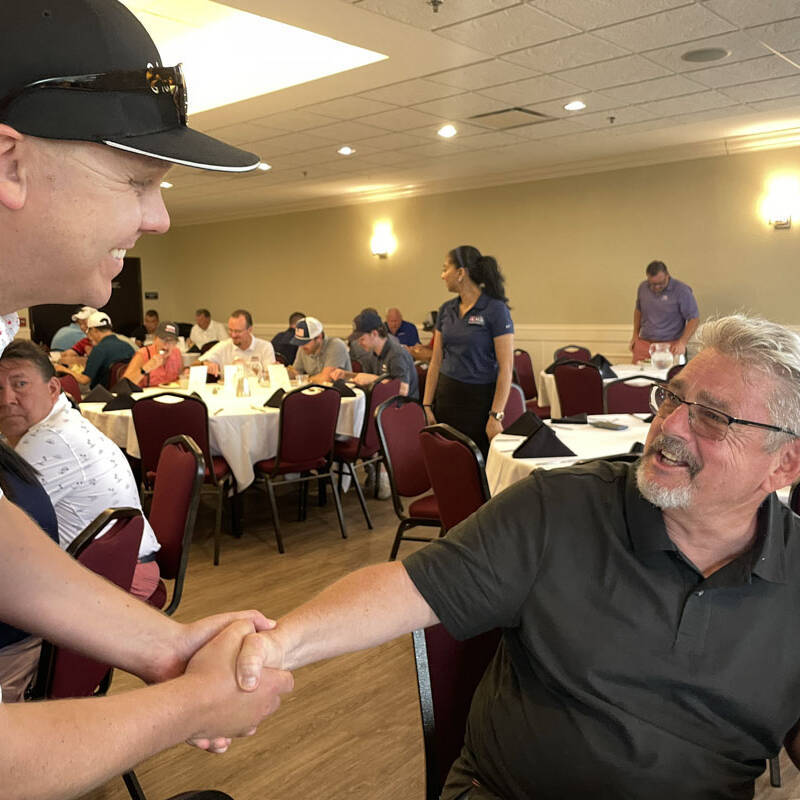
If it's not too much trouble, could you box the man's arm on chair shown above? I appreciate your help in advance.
[238,561,439,674]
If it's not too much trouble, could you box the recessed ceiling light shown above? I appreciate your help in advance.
[681,47,730,63]
[564,100,586,112]
[438,124,457,138]
[256,162,272,171]
[160,181,173,189]
[338,146,356,156]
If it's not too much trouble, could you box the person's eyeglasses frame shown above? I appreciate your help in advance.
[0,63,187,125]
[649,382,798,441]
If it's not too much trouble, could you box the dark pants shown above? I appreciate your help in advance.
[434,372,495,458]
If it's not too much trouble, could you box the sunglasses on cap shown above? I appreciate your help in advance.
[0,63,187,124]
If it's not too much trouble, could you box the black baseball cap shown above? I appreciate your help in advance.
[352,309,383,336]
[1,0,260,172]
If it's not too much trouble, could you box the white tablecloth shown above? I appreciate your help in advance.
[538,363,670,418]
[485,414,652,496]
[80,384,365,489]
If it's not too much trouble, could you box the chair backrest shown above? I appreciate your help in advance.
[199,339,219,355]
[416,363,428,398]
[149,435,204,615]
[375,397,431,502]
[274,351,288,365]
[58,373,82,405]
[275,384,341,466]
[553,344,591,363]
[131,392,215,488]
[351,358,363,373]
[419,424,490,532]
[512,348,538,400]
[503,383,526,428]
[359,378,402,457]
[107,359,131,389]
[413,625,502,800]
[604,376,658,414]
[553,361,604,416]
[28,508,143,701]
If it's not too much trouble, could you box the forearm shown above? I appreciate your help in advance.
[269,562,438,671]
[632,309,641,339]
[679,317,699,345]
[491,335,514,412]
[121,353,145,386]
[423,337,442,406]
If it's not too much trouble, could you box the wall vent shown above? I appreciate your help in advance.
[469,107,553,130]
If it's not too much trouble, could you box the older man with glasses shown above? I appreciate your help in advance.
[237,314,800,800]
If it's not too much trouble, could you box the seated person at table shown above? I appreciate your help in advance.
[57,305,96,366]
[50,306,88,352]
[188,307,227,351]
[55,311,135,389]
[131,308,159,348]
[123,320,183,388]
[241,313,800,800]
[55,311,134,389]
[271,311,305,365]
[198,308,275,377]
[0,341,162,601]
[288,316,350,383]
[386,306,420,348]
[332,309,418,398]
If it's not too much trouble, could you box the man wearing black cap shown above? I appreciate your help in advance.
[0,1,291,795]
[332,309,419,399]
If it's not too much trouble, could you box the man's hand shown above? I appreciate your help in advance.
[486,416,503,441]
[670,340,686,356]
[317,366,336,382]
[205,361,220,377]
[424,406,436,425]
[629,337,636,352]
[329,368,346,381]
[142,351,167,373]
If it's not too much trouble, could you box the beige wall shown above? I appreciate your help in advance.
[131,146,800,334]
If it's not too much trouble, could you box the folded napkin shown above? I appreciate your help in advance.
[513,425,576,459]
[110,377,142,395]
[103,394,136,412]
[503,411,544,437]
[264,388,285,408]
[629,441,645,454]
[589,353,617,379]
[331,379,356,397]
[550,413,588,424]
[81,385,114,404]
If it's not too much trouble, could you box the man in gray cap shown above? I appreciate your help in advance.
[0,1,291,796]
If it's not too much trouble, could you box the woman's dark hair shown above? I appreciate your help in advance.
[449,245,508,305]
[0,440,40,502]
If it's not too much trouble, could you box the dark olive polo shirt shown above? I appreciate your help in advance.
[403,461,800,800]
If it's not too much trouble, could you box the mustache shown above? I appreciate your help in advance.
[645,434,702,478]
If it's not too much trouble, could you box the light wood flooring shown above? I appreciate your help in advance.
[78,481,800,800]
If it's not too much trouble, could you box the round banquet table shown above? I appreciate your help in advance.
[485,414,652,496]
[538,363,671,419]
[80,384,365,490]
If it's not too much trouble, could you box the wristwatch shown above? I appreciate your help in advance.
[489,410,504,421]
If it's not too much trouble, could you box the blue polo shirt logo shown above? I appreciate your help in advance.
[467,314,485,326]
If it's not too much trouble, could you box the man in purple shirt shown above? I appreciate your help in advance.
[630,260,699,363]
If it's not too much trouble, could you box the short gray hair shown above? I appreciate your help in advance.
[693,314,800,448]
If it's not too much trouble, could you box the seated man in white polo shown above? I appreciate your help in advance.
[0,341,161,600]
[288,316,351,383]
[198,308,275,377]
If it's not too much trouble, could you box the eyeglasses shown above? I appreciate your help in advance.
[0,64,187,124]
[649,382,798,441]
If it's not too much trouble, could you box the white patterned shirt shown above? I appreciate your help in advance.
[14,394,159,558]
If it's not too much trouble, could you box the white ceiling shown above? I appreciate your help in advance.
[165,0,800,225]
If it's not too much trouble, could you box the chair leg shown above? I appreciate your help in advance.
[122,770,147,800]
[389,519,414,561]
[327,472,347,540]
[348,461,373,529]
[213,486,225,566]
[265,477,285,554]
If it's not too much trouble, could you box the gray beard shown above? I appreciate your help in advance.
[635,460,693,509]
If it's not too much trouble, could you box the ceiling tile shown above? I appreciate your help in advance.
[637,89,736,117]
[434,5,578,55]
[594,4,736,51]
[407,120,489,138]
[480,74,583,105]
[555,55,671,91]
[358,107,448,131]
[412,92,509,119]
[310,96,397,119]
[571,105,658,129]
[354,131,431,150]
[354,0,518,30]
[602,74,707,104]
[259,109,336,132]
[248,131,335,156]
[748,95,800,113]
[360,79,461,105]
[200,122,288,145]
[521,91,621,117]
[502,32,629,72]
[747,18,800,53]
[310,120,389,141]
[703,0,800,27]
[686,54,800,89]
[720,74,800,103]
[512,117,588,139]
[454,130,531,149]
[401,140,470,158]
[664,105,756,128]
[643,31,775,72]
[428,59,539,90]
[357,150,423,167]
[527,0,689,31]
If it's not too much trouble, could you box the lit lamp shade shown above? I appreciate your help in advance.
[371,221,397,258]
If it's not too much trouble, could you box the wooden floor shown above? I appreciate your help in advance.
[78,481,800,800]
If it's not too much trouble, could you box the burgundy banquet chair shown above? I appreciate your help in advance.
[604,376,658,414]
[553,360,604,416]
[512,348,550,418]
[57,372,82,405]
[553,344,592,362]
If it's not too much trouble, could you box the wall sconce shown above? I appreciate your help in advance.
[761,175,800,229]
[370,221,397,258]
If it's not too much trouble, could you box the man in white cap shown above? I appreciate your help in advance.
[288,316,351,383]
[56,305,97,366]
[0,1,292,795]
[50,305,92,352]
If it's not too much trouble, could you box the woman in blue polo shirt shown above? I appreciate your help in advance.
[422,245,514,457]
